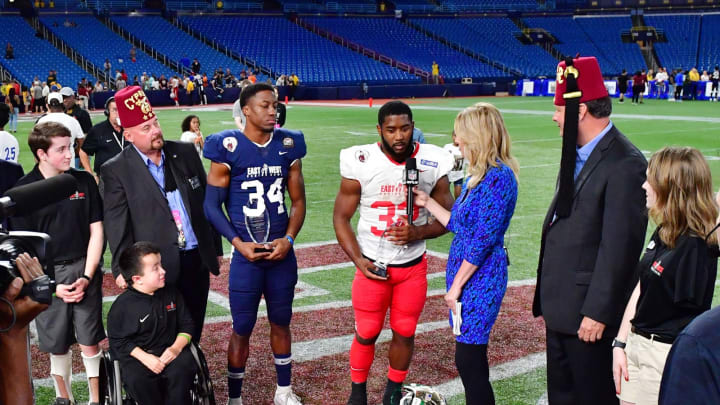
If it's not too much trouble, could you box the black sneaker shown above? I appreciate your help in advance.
[347,382,367,405]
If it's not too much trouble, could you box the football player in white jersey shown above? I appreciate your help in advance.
[333,101,454,405]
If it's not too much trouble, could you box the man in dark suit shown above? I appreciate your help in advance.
[533,57,648,405]
[102,86,221,342]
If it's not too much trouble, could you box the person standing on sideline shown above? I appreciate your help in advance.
[432,61,440,84]
[203,83,307,405]
[0,104,18,163]
[612,147,718,405]
[10,122,105,405]
[79,96,128,191]
[617,69,629,103]
[179,114,204,158]
[413,102,518,405]
[334,101,454,405]
[101,86,222,342]
[533,56,648,405]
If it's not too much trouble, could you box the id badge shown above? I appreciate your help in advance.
[172,209,187,249]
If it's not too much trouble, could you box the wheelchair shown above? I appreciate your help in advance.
[100,342,216,405]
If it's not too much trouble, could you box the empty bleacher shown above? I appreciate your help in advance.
[0,15,96,87]
[391,0,439,12]
[302,17,509,79]
[574,15,645,74]
[439,0,540,11]
[179,16,420,85]
[644,14,699,72]
[412,17,557,77]
[111,15,262,80]
[39,15,177,84]
[695,13,720,72]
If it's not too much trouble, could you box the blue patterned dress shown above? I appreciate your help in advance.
[446,163,518,344]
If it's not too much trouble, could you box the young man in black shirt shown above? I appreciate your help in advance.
[107,241,197,405]
[9,121,105,405]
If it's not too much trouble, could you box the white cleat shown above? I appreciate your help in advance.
[274,385,303,405]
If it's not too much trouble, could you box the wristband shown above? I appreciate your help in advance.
[285,234,294,245]
[178,333,191,344]
[81,274,91,282]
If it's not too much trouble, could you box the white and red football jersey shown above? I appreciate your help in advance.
[339,142,453,264]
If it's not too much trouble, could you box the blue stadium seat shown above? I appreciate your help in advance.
[302,17,509,80]
[439,0,539,12]
[111,15,264,81]
[698,14,720,72]
[412,17,556,77]
[644,14,699,72]
[179,16,420,85]
[0,15,98,88]
[39,15,177,85]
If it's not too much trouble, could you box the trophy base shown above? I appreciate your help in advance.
[254,244,274,253]
[370,263,388,278]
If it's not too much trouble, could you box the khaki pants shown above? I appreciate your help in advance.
[618,331,673,405]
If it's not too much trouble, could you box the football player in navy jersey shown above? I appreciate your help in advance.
[203,83,306,405]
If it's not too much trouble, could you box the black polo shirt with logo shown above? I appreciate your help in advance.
[81,119,128,174]
[9,166,102,262]
[631,228,718,340]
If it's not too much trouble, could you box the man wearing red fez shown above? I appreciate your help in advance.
[101,87,222,344]
[532,57,648,405]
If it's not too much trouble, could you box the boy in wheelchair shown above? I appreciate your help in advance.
[107,241,198,405]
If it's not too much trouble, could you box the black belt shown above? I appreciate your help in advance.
[179,247,199,256]
[362,253,424,268]
[631,326,675,344]
[54,257,82,266]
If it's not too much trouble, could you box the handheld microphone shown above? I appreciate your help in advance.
[404,157,419,225]
[1,174,78,218]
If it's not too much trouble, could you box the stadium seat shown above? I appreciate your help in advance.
[110,15,264,81]
[38,15,177,85]
[178,15,420,85]
[302,16,510,80]
[0,15,99,88]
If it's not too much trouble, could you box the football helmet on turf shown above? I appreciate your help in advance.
[399,384,446,405]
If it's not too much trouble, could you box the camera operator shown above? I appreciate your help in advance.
[9,121,105,405]
[0,253,49,405]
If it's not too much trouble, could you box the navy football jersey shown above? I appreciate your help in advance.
[204,128,306,243]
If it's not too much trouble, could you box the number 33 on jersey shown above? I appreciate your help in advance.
[204,128,306,242]
[339,142,453,262]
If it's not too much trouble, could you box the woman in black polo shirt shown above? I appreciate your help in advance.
[612,146,719,405]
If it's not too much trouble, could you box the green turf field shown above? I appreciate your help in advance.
[18,96,720,404]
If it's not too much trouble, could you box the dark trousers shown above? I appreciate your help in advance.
[546,328,618,405]
[122,347,197,405]
[456,342,494,405]
[176,248,210,342]
[632,85,643,103]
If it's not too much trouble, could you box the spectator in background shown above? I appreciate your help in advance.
[129,46,137,63]
[38,93,85,169]
[0,104,18,163]
[47,70,57,86]
[276,74,287,87]
[701,70,709,82]
[432,61,439,84]
[639,69,647,104]
[613,147,718,405]
[179,114,203,158]
[289,73,299,100]
[80,96,128,189]
[22,85,30,114]
[711,66,720,102]
[618,69,629,103]
[673,70,684,101]
[231,95,245,131]
[655,67,668,98]
[103,59,112,78]
[115,76,127,91]
[689,68,700,100]
[77,83,89,109]
[5,42,13,59]
[31,81,43,113]
[6,87,19,133]
[158,74,168,89]
[191,58,201,74]
[632,71,644,105]
[94,81,104,93]
[41,82,50,111]
[248,71,257,84]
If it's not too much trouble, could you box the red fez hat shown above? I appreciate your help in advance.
[114,86,156,128]
[554,57,608,106]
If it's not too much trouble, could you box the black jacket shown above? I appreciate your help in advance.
[102,141,221,282]
[533,125,648,334]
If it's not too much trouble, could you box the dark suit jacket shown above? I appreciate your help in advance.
[0,160,23,195]
[533,125,648,335]
[102,141,221,283]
